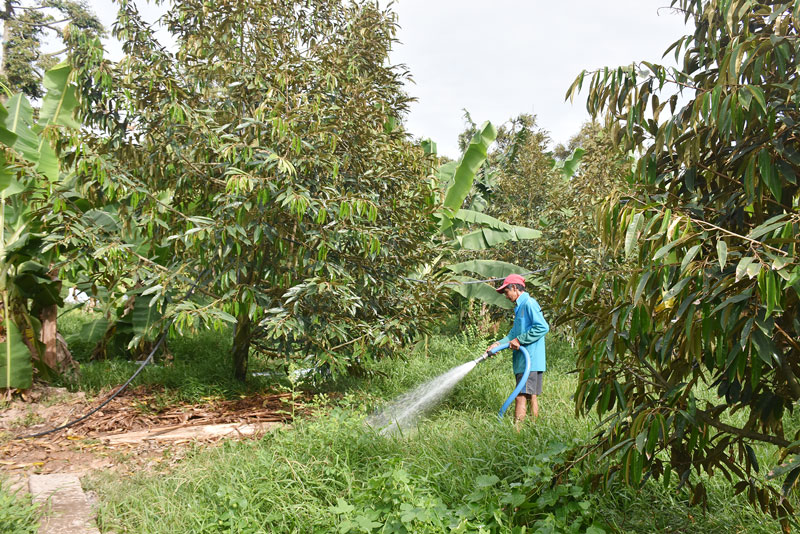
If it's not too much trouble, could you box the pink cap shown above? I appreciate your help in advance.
[496,273,525,293]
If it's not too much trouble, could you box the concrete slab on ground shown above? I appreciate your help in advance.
[28,473,100,534]
[99,421,281,444]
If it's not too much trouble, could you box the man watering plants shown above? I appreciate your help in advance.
[487,274,549,425]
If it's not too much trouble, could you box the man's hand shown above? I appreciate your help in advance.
[487,342,500,353]
[509,338,521,350]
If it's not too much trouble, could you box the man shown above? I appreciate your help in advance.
[487,273,549,425]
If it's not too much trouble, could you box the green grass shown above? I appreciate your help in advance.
[84,332,787,534]
[56,310,287,403]
[0,478,39,534]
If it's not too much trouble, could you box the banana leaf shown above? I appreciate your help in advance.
[36,133,59,181]
[448,275,513,309]
[447,259,530,279]
[0,102,18,147]
[442,121,497,214]
[132,295,163,340]
[38,63,80,129]
[452,209,514,231]
[0,156,24,198]
[0,317,33,389]
[67,317,109,347]
[4,94,39,163]
[452,226,542,250]
[436,160,458,188]
[554,147,585,179]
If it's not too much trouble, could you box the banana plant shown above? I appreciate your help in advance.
[434,121,542,309]
[0,63,77,389]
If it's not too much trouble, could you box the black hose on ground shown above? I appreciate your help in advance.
[14,269,211,440]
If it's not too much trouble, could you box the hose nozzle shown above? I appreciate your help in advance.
[475,351,491,364]
[474,342,509,365]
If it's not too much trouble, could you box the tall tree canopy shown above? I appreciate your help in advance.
[0,0,103,98]
[560,0,800,521]
[79,0,441,380]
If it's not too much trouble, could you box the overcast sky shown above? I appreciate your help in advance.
[86,0,690,158]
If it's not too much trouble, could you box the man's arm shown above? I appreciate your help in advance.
[487,324,516,352]
[516,302,549,345]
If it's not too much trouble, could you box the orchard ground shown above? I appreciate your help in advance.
[0,310,792,533]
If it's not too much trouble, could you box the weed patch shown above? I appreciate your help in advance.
[85,333,785,533]
[0,478,39,534]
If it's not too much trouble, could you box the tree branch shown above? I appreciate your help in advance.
[695,407,794,450]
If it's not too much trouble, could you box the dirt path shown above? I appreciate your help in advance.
[1,385,304,475]
[1,385,311,533]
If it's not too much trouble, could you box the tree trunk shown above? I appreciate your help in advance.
[232,311,251,382]
[39,303,58,370]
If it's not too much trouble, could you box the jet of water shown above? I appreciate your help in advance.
[366,358,481,436]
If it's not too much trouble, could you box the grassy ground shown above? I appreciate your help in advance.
[0,478,39,534]
[82,332,787,534]
[57,310,286,403]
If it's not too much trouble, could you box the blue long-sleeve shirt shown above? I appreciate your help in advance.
[497,292,549,373]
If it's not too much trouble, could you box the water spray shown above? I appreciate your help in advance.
[367,341,532,435]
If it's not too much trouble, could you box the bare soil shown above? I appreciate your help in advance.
[0,384,310,476]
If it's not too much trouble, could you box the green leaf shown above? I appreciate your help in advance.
[0,102,18,147]
[329,497,355,515]
[748,218,787,240]
[772,255,791,272]
[764,270,779,317]
[751,328,776,366]
[625,213,643,258]
[69,318,109,347]
[758,149,781,202]
[452,209,513,231]
[448,275,513,309]
[711,288,753,314]
[446,259,529,279]
[680,244,701,273]
[736,257,755,281]
[452,226,540,250]
[131,295,163,338]
[512,226,542,240]
[453,229,488,250]
[14,268,62,307]
[0,317,33,389]
[436,160,458,188]
[717,240,728,270]
[475,474,501,488]
[421,139,437,155]
[554,147,586,179]
[354,515,381,531]
[4,94,39,163]
[36,135,59,181]
[38,63,80,129]
[0,155,23,198]
[782,468,800,496]
[442,121,497,213]
[208,309,237,323]
[663,277,691,301]
[768,455,800,496]
[746,261,761,279]
[633,271,652,305]
[653,240,680,261]
[744,85,767,114]
[82,209,121,232]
